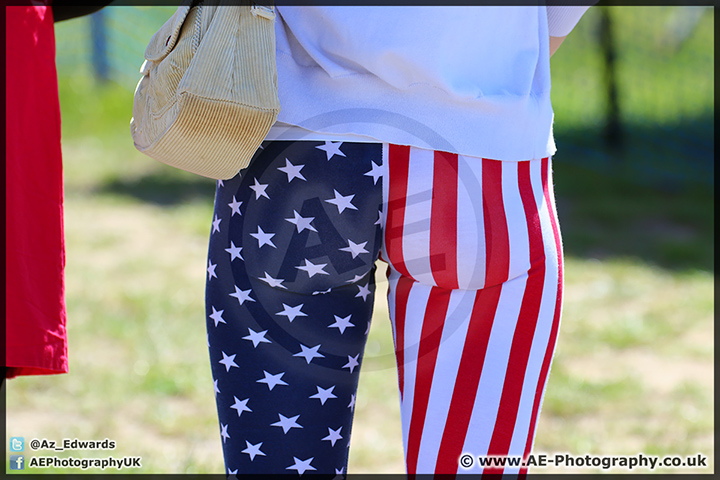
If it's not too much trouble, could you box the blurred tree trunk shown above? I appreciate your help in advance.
[599,7,623,151]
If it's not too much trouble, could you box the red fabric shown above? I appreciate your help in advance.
[485,160,547,474]
[5,4,69,378]
[429,151,459,289]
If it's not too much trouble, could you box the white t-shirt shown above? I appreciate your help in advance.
[268,6,591,161]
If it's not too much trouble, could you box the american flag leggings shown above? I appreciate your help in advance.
[205,141,563,476]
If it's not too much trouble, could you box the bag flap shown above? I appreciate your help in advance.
[144,5,193,62]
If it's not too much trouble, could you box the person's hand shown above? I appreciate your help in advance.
[549,35,567,57]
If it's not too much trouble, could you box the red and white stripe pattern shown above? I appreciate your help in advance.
[381,144,564,475]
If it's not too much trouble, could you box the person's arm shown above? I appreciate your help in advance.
[546,4,596,57]
[549,35,567,57]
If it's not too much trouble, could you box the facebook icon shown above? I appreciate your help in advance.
[9,455,25,470]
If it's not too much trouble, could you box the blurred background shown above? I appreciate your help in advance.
[6,5,713,474]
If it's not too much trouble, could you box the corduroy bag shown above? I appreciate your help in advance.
[130,1,280,180]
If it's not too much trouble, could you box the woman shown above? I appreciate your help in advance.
[205,5,592,475]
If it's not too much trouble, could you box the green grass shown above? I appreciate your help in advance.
[553,161,713,273]
[6,6,714,475]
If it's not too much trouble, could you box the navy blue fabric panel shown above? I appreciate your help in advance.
[205,141,383,475]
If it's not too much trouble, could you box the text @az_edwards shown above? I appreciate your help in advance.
[29,438,116,451]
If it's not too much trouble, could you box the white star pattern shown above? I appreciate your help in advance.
[312,287,333,295]
[230,396,252,417]
[217,179,224,188]
[241,441,266,461]
[296,259,329,278]
[286,210,317,233]
[220,423,230,443]
[286,457,316,475]
[242,328,271,347]
[276,303,308,322]
[345,272,368,284]
[364,161,383,184]
[250,226,277,249]
[219,351,239,372]
[278,158,307,182]
[328,315,354,334]
[339,239,369,258]
[325,190,358,214]
[249,178,270,200]
[259,272,287,289]
[207,260,218,280]
[271,413,303,434]
[229,286,255,305]
[205,142,387,472]
[257,371,288,390]
[310,385,337,405]
[356,283,372,301]
[225,241,243,261]
[343,354,360,373]
[209,306,226,327]
[316,141,346,160]
[293,344,325,364]
[228,196,243,216]
[322,426,343,447]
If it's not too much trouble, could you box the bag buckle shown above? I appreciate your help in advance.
[251,4,275,21]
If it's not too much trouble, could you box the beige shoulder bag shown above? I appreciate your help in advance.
[130,1,280,180]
